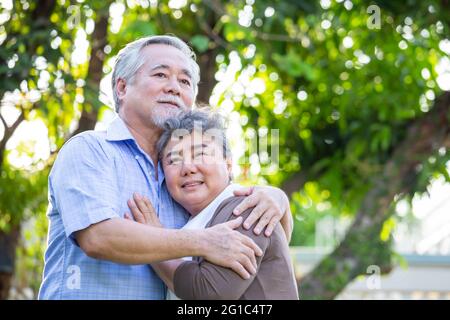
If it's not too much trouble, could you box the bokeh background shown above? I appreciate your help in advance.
[1,0,450,300]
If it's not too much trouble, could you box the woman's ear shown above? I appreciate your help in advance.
[226,157,233,181]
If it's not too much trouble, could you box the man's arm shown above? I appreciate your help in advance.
[76,218,203,263]
[52,136,261,278]
[280,200,293,243]
[76,215,262,278]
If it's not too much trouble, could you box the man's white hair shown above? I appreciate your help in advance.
[111,35,200,112]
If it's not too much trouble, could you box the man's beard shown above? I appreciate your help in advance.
[150,105,183,128]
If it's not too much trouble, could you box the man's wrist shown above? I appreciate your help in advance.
[180,229,206,257]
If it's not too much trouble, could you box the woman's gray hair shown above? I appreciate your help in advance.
[157,109,231,160]
[111,35,200,112]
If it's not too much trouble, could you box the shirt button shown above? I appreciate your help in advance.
[135,155,139,159]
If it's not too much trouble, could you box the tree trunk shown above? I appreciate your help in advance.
[0,225,21,300]
[299,92,450,299]
[0,0,56,299]
[70,9,109,137]
[194,4,224,105]
[197,48,218,105]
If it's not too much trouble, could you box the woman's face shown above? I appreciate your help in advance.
[161,132,232,215]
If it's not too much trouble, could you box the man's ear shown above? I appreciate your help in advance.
[116,78,127,100]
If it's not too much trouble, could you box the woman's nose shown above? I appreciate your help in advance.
[181,159,198,176]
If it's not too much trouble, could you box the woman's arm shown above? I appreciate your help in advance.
[126,195,272,299]
[151,260,183,292]
[173,198,271,300]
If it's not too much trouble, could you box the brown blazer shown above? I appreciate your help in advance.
[173,196,299,300]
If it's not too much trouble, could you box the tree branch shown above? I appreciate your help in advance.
[0,111,25,169]
[0,113,7,132]
[299,91,450,299]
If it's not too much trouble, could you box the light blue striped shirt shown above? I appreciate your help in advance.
[38,116,189,300]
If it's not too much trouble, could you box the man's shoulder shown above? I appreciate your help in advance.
[52,130,112,168]
[65,130,107,146]
[58,130,110,153]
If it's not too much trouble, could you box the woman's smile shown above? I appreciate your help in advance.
[181,180,205,190]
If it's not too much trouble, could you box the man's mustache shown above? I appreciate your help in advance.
[157,96,186,109]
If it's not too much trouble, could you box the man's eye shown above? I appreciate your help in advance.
[154,73,167,78]
[180,79,191,86]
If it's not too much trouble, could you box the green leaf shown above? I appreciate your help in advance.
[190,35,210,53]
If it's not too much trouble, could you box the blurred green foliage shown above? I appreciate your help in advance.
[1,0,449,298]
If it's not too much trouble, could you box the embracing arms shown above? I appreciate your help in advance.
[76,185,292,278]
[76,214,261,279]
[125,194,290,299]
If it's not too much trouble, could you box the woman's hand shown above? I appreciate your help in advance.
[126,193,163,228]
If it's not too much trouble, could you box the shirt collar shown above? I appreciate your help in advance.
[107,116,166,187]
[182,183,242,230]
[106,116,135,142]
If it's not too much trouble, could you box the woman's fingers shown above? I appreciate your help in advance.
[142,195,163,227]
[131,193,163,227]
[133,193,151,223]
[127,198,146,224]
[143,195,157,214]
[124,212,132,220]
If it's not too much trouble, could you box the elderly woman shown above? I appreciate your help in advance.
[126,110,298,300]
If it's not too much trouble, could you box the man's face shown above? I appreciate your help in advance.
[118,44,195,127]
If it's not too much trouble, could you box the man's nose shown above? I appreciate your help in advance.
[164,76,181,95]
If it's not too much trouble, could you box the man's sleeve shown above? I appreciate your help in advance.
[173,198,271,300]
[50,135,121,245]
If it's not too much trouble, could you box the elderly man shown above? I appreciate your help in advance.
[38,35,292,299]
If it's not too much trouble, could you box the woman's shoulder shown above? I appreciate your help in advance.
[208,195,284,240]
[208,195,247,226]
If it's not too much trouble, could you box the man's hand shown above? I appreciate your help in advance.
[201,218,263,279]
[232,186,292,240]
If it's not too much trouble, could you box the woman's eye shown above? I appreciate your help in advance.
[194,152,207,158]
[169,157,182,165]
[154,73,167,78]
